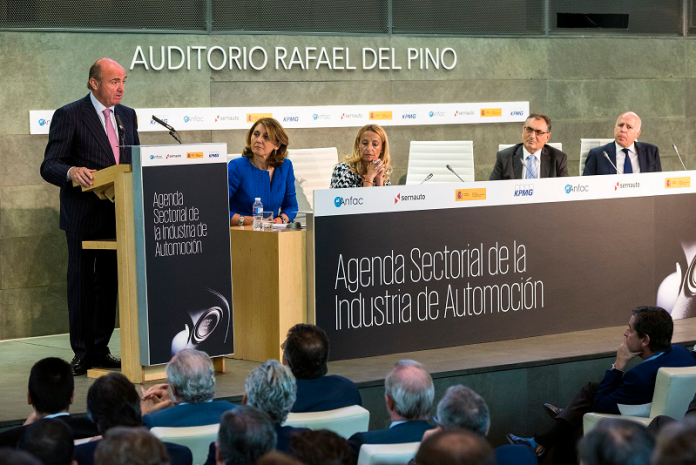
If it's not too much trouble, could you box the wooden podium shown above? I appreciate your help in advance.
[77,164,225,383]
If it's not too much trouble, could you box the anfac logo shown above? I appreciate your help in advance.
[38,118,50,126]
[150,155,155,160]
[184,116,190,123]
[334,196,363,207]
[514,184,534,197]
[183,115,203,123]
[429,111,445,118]
[313,114,319,120]
[565,184,589,194]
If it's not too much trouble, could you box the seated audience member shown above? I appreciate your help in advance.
[17,418,75,465]
[652,418,696,465]
[0,449,42,465]
[348,360,435,460]
[577,418,653,465]
[256,452,302,465]
[414,429,495,465]
[142,348,236,428]
[288,430,351,465]
[204,405,276,465]
[94,427,169,465]
[507,306,695,463]
[330,124,392,188]
[245,360,308,452]
[583,112,661,176]
[74,373,192,465]
[0,358,99,448]
[427,385,535,465]
[282,323,361,412]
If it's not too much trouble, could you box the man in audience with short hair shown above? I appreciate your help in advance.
[204,405,276,465]
[652,418,696,465]
[94,427,169,465]
[142,348,236,428]
[0,449,42,465]
[414,429,496,465]
[282,323,361,412]
[577,418,653,465]
[288,430,352,465]
[0,357,99,448]
[17,418,76,465]
[348,359,435,461]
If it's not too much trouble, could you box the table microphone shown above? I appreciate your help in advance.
[446,164,465,182]
[151,115,182,144]
[420,173,433,184]
[519,158,536,179]
[603,151,619,173]
[672,143,688,171]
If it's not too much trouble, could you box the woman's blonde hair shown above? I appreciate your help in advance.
[242,118,289,168]
[342,124,392,177]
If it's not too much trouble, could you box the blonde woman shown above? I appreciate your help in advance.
[330,124,392,188]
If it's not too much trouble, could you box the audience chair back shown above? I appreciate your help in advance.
[357,442,421,465]
[151,423,219,465]
[583,365,696,433]
[579,138,613,174]
[287,147,339,211]
[283,405,370,439]
[406,141,474,184]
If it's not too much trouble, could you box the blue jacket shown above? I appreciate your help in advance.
[583,141,661,175]
[292,375,362,413]
[348,420,434,461]
[142,400,237,428]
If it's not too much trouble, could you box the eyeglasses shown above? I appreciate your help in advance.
[523,126,549,137]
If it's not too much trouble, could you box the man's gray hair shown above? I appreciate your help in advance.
[385,359,434,420]
[166,348,215,404]
[437,385,490,436]
[245,359,296,424]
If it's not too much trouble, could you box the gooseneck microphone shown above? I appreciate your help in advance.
[420,173,433,184]
[603,151,619,173]
[114,114,125,147]
[151,115,182,144]
[446,164,465,182]
[672,143,688,171]
[519,159,536,179]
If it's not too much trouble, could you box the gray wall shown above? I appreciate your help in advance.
[1,31,694,340]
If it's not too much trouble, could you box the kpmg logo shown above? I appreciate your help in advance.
[510,110,525,116]
[334,196,363,207]
[615,181,640,191]
[282,114,299,123]
[208,152,220,158]
[429,111,445,118]
[38,118,50,126]
[514,184,534,197]
[402,113,417,120]
[183,115,204,123]
[565,184,589,194]
[394,193,426,204]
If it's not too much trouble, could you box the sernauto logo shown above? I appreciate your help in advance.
[313,113,331,120]
[665,177,691,188]
[334,196,364,207]
[282,114,299,123]
[514,184,534,197]
[565,184,589,194]
[38,118,51,126]
[455,188,486,201]
[246,113,273,123]
[401,113,417,120]
[208,152,220,158]
[183,115,204,123]
[454,110,475,117]
[615,181,640,191]
[394,193,426,204]
[167,153,182,159]
[215,115,240,122]
[428,111,445,118]
[341,112,363,120]
[369,111,392,120]
[187,152,204,159]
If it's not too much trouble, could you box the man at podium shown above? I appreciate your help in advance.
[40,57,140,376]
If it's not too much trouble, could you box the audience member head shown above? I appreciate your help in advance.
[0,449,42,465]
[521,113,552,154]
[256,452,302,465]
[288,430,351,465]
[652,418,696,465]
[27,358,74,415]
[166,348,216,404]
[216,406,276,465]
[578,418,653,465]
[242,118,289,168]
[436,385,490,437]
[614,112,642,149]
[629,306,673,354]
[17,418,75,465]
[87,372,141,434]
[414,429,495,465]
[384,359,434,421]
[282,323,329,379]
[345,124,392,177]
[245,359,296,424]
[94,427,169,465]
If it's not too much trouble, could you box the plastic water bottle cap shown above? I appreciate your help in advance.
[255,197,261,201]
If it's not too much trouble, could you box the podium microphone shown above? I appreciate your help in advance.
[603,151,619,173]
[114,114,125,147]
[446,164,465,182]
[519,158,536,179]
[672,143,688,171]
[420,173,433,184]
[151,115,182,144]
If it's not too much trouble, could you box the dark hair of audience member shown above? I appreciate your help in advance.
[652,418,696,465]
[256,452,303,465]
[288,429,351,465]
[631,306,673,352]
[217,406,276,465]
[94,427,169,465]
[28,358,74,414]
[0,449,42,465]
[578,418,653,465]
[86,372,141,434]
[414,429,496,465]
[282,324,329,379]
[17,418,74,465]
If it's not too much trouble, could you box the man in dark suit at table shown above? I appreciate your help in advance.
[40,57,140,376]
[489,113,569,180]
[583,111,661,176]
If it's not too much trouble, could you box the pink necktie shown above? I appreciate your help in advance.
[103,108,120,164]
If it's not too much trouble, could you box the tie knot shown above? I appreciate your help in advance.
[622,148,630,155]
[103,108,111,117]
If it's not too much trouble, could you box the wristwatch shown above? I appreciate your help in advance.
[611,363,623,372]
[238,215,245,226]
[281,215,288,224]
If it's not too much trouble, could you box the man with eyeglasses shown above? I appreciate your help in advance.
[583,111,661,176]
[489,113,569,180]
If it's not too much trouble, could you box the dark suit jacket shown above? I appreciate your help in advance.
[495,444,537,465]
[292,375,362,413]
[0,414,99,448]
[489,143,569,180]
[40,94,140,234]
[348,420,433,462]
[74,438,192,465]
[583,141,662,176]
[592,345,696,414]
[142,401,237,429]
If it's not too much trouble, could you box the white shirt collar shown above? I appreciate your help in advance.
[90,92,115,115]
[615,141,636,155]
[522,146,542,160]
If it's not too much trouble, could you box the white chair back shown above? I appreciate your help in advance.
[287,147,339,211]
[498,142,563,152]
[579,139,613,174]
[357,442,421,465]
[283,405,370,439]
[406,141,474,184]
[151,423,219,465]
[227,153,242,162]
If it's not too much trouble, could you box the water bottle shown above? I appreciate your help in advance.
[252,197,263,231]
